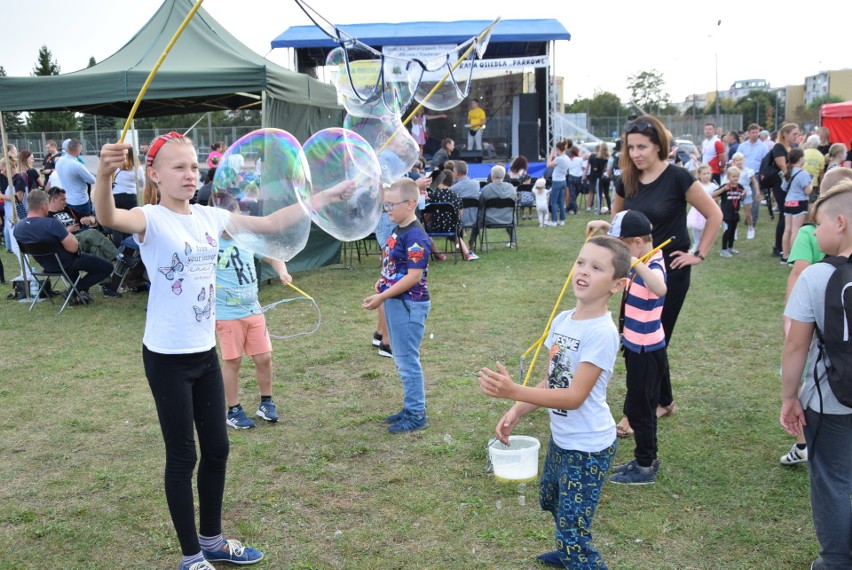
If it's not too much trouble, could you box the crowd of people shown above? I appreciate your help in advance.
[4,112,852,569]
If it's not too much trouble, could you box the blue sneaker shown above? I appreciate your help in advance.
[202,539,264,565]
[535,550,563,567]
[388,413,428,433]
[609,461,656,485]
[256,400,279,422]
[179,561,216,570]
[226,406,255,430]
[611,458,660,475]
[384,408,408,424]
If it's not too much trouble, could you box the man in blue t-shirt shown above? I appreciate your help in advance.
[13,190,113,304]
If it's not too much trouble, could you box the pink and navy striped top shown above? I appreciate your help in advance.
[622,249,667,353]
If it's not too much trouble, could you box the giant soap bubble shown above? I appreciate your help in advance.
[212,128,312,262]
[302,128,382,242]
[343,113,420,185]
[326,47,415,118]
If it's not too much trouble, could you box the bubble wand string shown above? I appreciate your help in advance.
[119,0,205,143]
[518,236,673,386]
[377,18,501,155]
[215,281,322,339]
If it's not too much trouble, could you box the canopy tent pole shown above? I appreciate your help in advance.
[0,111,29,299]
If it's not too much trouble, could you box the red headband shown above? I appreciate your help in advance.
[146,131,186,167]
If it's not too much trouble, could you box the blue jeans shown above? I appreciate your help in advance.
[375,211,394,250]
[384,297,430,415]
[567,175,582,214]
[804,409,852,568]
[550,180,566,222]
[68,200,93,218]
[540,437,616,569]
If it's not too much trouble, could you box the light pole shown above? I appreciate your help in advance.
[714,19,721,126]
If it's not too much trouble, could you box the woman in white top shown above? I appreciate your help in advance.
[566,146,585,215]
[109,147,145,247]
[546,140,571,225]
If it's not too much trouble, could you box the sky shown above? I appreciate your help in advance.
[3,0,850,108]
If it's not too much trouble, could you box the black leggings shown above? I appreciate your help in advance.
[143,346,229,556]
[722,217,739,250]
[658,257,691,407]
[772,186,785,251]
[622,347,668,467]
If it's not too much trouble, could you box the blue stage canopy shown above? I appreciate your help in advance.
[272,19,570,68]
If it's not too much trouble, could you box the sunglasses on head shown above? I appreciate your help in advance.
[48,187,65,196]
[625,119,655,135]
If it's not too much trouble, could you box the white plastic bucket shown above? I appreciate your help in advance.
[488,436,541,483]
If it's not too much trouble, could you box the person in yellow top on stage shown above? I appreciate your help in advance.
[467,99,486,152]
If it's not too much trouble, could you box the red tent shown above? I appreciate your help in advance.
[821,101,852,145]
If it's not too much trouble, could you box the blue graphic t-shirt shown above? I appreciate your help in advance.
[379,220,431,302]
[216,236,261,321]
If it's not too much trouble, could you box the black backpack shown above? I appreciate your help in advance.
[758,150,781,190]
[813,255,852,408]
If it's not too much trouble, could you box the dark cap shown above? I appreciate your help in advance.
[607,210,652,238]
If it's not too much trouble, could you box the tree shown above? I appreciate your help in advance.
[733,91,777,130]
[564,90,625,117]
[26,45,79,133]
[626,70,671,115]
[0,66,24,134]
[791,94,845,130]
[78,57,117,135]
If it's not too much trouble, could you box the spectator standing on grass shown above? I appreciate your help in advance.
[362,178,432,434]
[714,165,746,258]
[701,122,726,183]
[478,236,630,569]
[780,148,813,263]
[725,153,760,239]
[588,115,722,435]
[802,135,825,199]
[211,192,291,431]
[780,179,852,570]
[547,140,570,226]
[41,139,59,184]
[604,210,668,486]
[566,146,584,215]
[779,168,852,468]
[769,123,802,259]
[55,139,96,217]
[739,124,769,226]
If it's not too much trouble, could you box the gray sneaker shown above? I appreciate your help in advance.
[609,461,656,485]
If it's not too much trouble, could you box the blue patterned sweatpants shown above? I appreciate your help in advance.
[539,437,617,569]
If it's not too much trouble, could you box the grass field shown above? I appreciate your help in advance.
[0,212,815,569]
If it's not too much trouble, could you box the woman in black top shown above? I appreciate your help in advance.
[425,171,477,260]
[588,115,722,430]
[769,123,801,256]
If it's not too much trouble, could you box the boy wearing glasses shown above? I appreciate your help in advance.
[363,178,432,433]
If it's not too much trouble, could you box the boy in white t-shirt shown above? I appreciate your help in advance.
[479,235,630,569]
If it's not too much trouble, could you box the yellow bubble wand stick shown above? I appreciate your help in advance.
[118,0,205,143]
[519,236,673,387]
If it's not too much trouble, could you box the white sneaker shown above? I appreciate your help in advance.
[729,248,740,254]
[720,249,733,258]
[780,444,808,465]
[747,227,755,240]
[557,221,565,226]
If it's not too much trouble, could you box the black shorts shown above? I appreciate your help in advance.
[784,200,809,216]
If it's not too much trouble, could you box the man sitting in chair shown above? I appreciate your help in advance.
[47,187,120,263]
[13,190,114,305]
[469,165,517,248]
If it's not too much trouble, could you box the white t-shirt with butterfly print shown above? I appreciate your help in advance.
[135,204,231,354]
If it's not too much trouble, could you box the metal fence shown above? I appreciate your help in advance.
[5,126,263,161]
[553,114,745,143]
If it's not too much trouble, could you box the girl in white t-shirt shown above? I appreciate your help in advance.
[95,135,353,569]
[687,165,718,252]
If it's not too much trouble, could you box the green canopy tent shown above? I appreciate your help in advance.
[0,0,346,272]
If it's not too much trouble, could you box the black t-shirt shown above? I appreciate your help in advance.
[770,144,789,191]
[616,164,696,257]
[719,183,746,219]
[589,154,608,179]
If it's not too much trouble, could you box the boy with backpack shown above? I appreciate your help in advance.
[780,179,852,570]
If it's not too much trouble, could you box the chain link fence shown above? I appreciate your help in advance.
[5,125,263,162]
[553,114,745,144]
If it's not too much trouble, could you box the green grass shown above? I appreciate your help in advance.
[0,215,813,569]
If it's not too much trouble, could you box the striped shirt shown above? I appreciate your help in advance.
[622,249,667,353]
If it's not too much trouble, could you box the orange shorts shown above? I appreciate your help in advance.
[215,314,272,360]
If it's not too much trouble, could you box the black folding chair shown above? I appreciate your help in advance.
[460,197,480,239]
[423,202,461,263]
[479,197,518,252]
[17,241,83,314]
